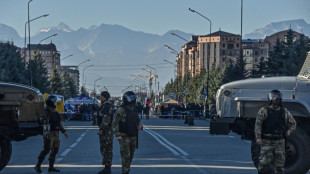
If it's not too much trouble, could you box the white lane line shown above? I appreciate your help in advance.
[144,127,208,174]
[70,142,78,148]
[147,129,189,156]
[144,129,180,156]
[42,130,88,174]
[60,149,71,157]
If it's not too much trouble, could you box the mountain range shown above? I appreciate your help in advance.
[0,19,309,95]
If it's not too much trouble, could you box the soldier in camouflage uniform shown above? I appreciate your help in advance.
[35,95,68,173]
[255,90,296,174]
[112,91,143,174]
[97,91,114,174]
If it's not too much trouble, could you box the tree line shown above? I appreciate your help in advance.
[164,29,310,105]
[0,41,78,100]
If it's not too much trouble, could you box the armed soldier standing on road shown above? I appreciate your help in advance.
[255,90,296,174]
[35,95,68,173]
[112,91,143,174]
[97,91,114,174]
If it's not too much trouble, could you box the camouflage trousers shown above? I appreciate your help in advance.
[99,127,113,166]
[119,135,137,174]
[258,139,285,174]
[37,131,60,164]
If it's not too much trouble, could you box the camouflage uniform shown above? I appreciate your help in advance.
[255,105,296,174]
[36,105,66,170]
[98,100,114,167]
[112,105,141,174]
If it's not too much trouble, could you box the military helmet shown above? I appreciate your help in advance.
[268,89,282,105]
[123,91,137,105]
[101,91,110,99]
[46,95,57,108]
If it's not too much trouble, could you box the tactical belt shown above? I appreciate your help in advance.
[261,134,284,140]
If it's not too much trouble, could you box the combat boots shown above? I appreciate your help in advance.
[34,164,42,173]
[48,161,60,172]
[98,165,111,174]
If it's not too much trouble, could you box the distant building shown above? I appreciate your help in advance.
[177,30,242,79]
[23,43,60,77]
[242,39,269,71]
[265,29,310,51]
[60,65,80,90]
[198,30,241,72]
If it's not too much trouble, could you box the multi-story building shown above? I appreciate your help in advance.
[198,30,241,70]
[242,39,269,71]
[175,29,308,80]
[265,29,309,50]
[60,65,80,90]
[23,43,60,77]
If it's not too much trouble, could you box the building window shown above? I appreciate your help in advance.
[229,52,232,56]
[222,50,225,55]
[254,51,258,55]
[236,43,239,48]
[228,44,234,49]
[222,43,225,48]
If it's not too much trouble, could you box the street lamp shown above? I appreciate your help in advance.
[78,59,90,67]
[189,7,212,102]
[82,65,94,87]
[39,33,58,44]
[27,0,34,86]
[164,60,176,80]
[61,54,74,61]
[170,33,189,42]
[24,14,49,48]
[164,44,178,55]
[93,77,103,100]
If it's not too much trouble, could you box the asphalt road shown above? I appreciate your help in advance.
[2,117,304,174]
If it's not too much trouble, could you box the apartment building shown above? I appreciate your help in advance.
[23,43,60,77]
[242,39,269,71]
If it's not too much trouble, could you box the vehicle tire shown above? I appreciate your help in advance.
[251,128,310,174]
[284,128,310,174]
[0,136,12,171]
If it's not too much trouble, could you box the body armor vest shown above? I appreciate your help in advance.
[46,107,61,131]
[262,107,286,136]
[119,106,139,136]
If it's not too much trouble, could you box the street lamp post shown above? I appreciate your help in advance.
[164,45,178,55]
[24,14,49,48]
[39,33,58,44]
[164,60,176,80]
[61,54,74,61]
[28,0,33,86]
[82,65,94,87]
[189,8,212,102]
[93,77,103,100]
[77,59,90,88]
[170,33,189,42]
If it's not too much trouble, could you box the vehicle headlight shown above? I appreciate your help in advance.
[223,90,231,96]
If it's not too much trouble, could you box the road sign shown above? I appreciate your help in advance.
[200,94,206,100]
[184,88,190,96]
[170,92,174,98]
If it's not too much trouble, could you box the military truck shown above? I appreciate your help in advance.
[210,52,310,174]
[0,82,45,171]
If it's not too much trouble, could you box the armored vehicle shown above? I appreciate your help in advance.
[210,52,310,174]
[0,82,44,170]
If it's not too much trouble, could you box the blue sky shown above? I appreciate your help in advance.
[1,0,309,37]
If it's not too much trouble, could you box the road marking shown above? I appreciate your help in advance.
[70,142,78,148]
[147,129,189,156]
[144,129,180,156]
[144,126,208,174]
[60,149,71,157]
[42,130,88,174]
